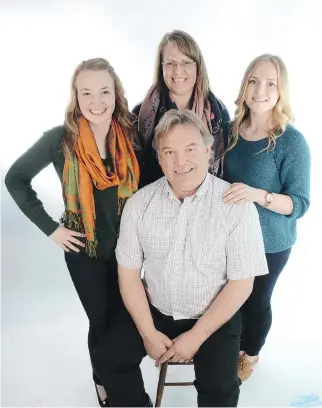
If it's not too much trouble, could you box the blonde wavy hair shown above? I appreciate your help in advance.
[153,30,211,104]
[228,54,294,152]
[63,58,135,158]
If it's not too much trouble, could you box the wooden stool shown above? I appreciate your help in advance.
[155,361,194,407]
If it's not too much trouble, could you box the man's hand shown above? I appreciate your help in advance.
[142,329,173,361]
[156,330,202,366]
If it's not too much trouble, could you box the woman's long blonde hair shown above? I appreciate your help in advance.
[153,30,211,104]
[63,58,135,158]
[228,54,294,152]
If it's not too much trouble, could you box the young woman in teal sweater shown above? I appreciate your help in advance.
[223,54,310,381]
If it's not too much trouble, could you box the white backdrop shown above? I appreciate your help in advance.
[1,0,322,406]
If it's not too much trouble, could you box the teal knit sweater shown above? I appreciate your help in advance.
[223,124,310,253]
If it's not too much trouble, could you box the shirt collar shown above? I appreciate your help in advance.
[163,173,211,202]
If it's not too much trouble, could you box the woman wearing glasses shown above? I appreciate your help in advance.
[133,30,230,187]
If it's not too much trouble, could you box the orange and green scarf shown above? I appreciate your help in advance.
[63,116,140,257]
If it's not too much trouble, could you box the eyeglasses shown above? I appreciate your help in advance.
[161,60,196,71]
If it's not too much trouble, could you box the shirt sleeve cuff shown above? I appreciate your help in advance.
[115,247,143,270]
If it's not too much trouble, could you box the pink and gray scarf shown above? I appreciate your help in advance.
[137,86,226,177]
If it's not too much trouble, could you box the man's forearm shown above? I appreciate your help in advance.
[118,265,155,338]
[191,278,254,343]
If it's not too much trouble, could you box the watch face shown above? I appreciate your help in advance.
[267,193,274,203]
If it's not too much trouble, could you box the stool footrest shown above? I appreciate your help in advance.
[164,382,194,386]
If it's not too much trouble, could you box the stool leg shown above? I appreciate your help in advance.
[155,362,169,407]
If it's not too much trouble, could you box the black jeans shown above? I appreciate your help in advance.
[240,248,291,356]
[64,251,121,385]
[93,305,242,407]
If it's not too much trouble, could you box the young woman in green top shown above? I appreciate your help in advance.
[5,58,140,405]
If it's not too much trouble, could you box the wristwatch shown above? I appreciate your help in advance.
[263,192,274,208]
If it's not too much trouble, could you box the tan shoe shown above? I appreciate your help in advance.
[238,353,259,381]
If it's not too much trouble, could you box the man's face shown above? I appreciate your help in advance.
[158,124,211,198]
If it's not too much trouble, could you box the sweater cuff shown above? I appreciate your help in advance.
[288,194,300,219]
[41,219,60,236]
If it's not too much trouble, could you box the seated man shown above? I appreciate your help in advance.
[93,110,268,407]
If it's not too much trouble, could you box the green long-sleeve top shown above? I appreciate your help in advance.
[5,125,131,260]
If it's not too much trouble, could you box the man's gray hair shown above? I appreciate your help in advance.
[152,109,214,152]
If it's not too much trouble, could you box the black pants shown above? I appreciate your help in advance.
[93,305,242,407]
[64,251,121,385]
[240,248,291,356]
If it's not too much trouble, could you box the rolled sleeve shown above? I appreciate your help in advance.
[226,202,268,280]
[115,195,143,270]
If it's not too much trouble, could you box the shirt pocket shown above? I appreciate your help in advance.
[190,223,227,275]
[140,217,175,260]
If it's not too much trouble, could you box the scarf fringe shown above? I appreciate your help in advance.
[85,239,98,258]
[63,210,98,258]
[64,210,84,233]
[118,197,128,215]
